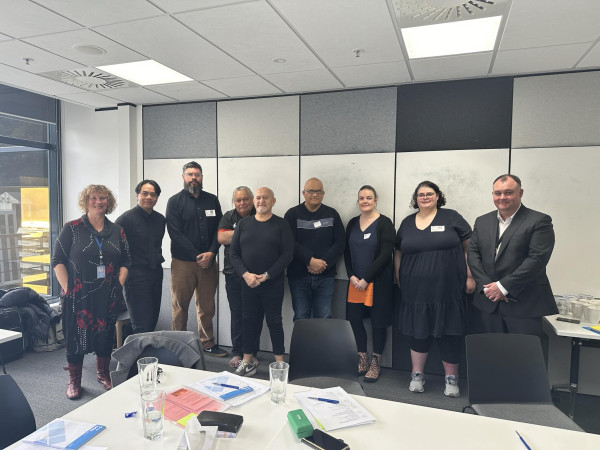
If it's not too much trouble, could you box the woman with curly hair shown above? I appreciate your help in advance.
[52,185,130,399]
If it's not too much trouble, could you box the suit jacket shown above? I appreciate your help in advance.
[467,205,558,318]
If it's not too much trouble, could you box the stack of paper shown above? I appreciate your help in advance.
[295,387,376,431]
[165,387,228,425]
[21,419,105,449]
[187,371,269,407]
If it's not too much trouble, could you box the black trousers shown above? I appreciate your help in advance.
[480,310,545,339]
[241,277,285,356]
[410,335,463,364]
[125,265,163,334]
[346,302,387,354]
[225,272,262,357]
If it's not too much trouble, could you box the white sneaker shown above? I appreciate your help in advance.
[234,360,257,377]
[444,375,460,397]
[409,372,425,393]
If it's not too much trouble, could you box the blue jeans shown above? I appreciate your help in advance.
[288,276,335,320]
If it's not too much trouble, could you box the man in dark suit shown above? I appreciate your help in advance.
[467,174,558,337]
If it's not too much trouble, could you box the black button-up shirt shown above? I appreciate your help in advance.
[116,205,166,268]
[166,189,222,261]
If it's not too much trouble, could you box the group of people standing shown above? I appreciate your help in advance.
[52,160,556,400]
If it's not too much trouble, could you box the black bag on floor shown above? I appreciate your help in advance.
[0,307,25,362]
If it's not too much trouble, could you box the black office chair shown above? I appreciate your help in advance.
[0,374,36,448]
[110,330,206,387]
[288,319,365,396]
[463,333,582,431]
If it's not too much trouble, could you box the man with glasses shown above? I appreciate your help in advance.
[116,180,166,334]
[468,174,557,337]
[166,162,226,356]
[284,178,345,320]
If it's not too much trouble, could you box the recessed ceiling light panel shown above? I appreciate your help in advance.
[97,60,192,86]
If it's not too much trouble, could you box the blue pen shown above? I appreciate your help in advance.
[515,431,531,450]
[308,397,339,404]
[213,382,240,389]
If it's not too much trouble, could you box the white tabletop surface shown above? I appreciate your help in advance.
[0,328,22,344]
[10,364,600,449]
[545,314,600,340]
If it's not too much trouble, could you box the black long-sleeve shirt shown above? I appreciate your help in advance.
[284,202,345,278]
[166,189,222,261]
[116,205,166,268]
[229,215,294,281]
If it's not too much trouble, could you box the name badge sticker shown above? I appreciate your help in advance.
[313,221,322,228]
[364,233,371,239]
[97,265,106,279]
[205,209,216,217]
[431,226,445,232]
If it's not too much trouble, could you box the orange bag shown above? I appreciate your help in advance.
[347,282,374,307]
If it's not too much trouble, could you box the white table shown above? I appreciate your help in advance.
[544,314,600,418]
[0,329,22,374]
[10,365,600,449]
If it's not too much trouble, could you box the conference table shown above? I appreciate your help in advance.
[0,328,22,374]
[11,364,600,449]
[544,314,600,419]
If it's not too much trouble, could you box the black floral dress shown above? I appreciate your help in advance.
[51,215,130,356]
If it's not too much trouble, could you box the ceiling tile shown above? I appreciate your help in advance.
[500,0,600,50]
[175,2,323,75]
[202,76,281,98]
[270,0,404,67]
[94,16,254,80]
[146,81,227,101]
[411,53,493,82]
[0,40,82,73]
[151,0,257,14]
[333,61,411,88]
[263,70,342,93]
[24,29,147,67]
[492,43,591,75]
[0,33,11,42]
[578,43,600,68]
[0,0,81,38]
[0,62,86,96]
[40,0,164,27]
[101,87,176,105]
[59,92,119,108]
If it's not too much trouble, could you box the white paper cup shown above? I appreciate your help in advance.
[269,361,289,404]
[141,390,166,440]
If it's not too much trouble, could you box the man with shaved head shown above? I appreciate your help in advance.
[285,177,345,320]
[229,187,294,377]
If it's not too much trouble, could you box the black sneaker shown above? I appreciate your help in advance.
[204,345,228,357]
[234,360,257,377]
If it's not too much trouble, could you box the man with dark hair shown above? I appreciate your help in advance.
[284,177,345,320]
[166,162,226,356]
[116,180,166,333]
[468,174,557,337]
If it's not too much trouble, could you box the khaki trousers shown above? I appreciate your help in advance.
[170,258,218,349]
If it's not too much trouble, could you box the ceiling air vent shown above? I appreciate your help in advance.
[394,0,507,26]
[39,68,137,91]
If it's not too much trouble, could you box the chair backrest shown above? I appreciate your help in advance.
[110,330,206,387]
[288,319,358,382]
[0,374,36,448]
[465,333,552,405]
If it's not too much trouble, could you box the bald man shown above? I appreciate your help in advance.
[229,187,294,377]
[284,178,345,320]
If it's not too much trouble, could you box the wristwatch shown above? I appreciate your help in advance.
[262,272,270,280]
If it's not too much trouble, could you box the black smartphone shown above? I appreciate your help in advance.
[301,429,350,450]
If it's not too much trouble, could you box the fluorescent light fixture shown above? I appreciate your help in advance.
[402,16,502,59]
[97,60,192,85]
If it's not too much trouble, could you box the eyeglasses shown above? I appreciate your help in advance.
[184,172,202,178]
[304,190,323,196]
[139,191,158,198]
[417,192,435,199]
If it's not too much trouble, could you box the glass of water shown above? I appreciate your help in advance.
[269,361,289,404]
[141,390,166,440]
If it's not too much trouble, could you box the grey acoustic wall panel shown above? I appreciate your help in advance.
[511,146,600,295]
[395,149,510,227]
[217,96,299,157]
[143,102,217,159]
[512,72,600,148]
[301,88,397,155]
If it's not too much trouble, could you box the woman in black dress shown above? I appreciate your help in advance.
[345,185,395,382]
[394,181,474,397]
[52,185,130,399]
